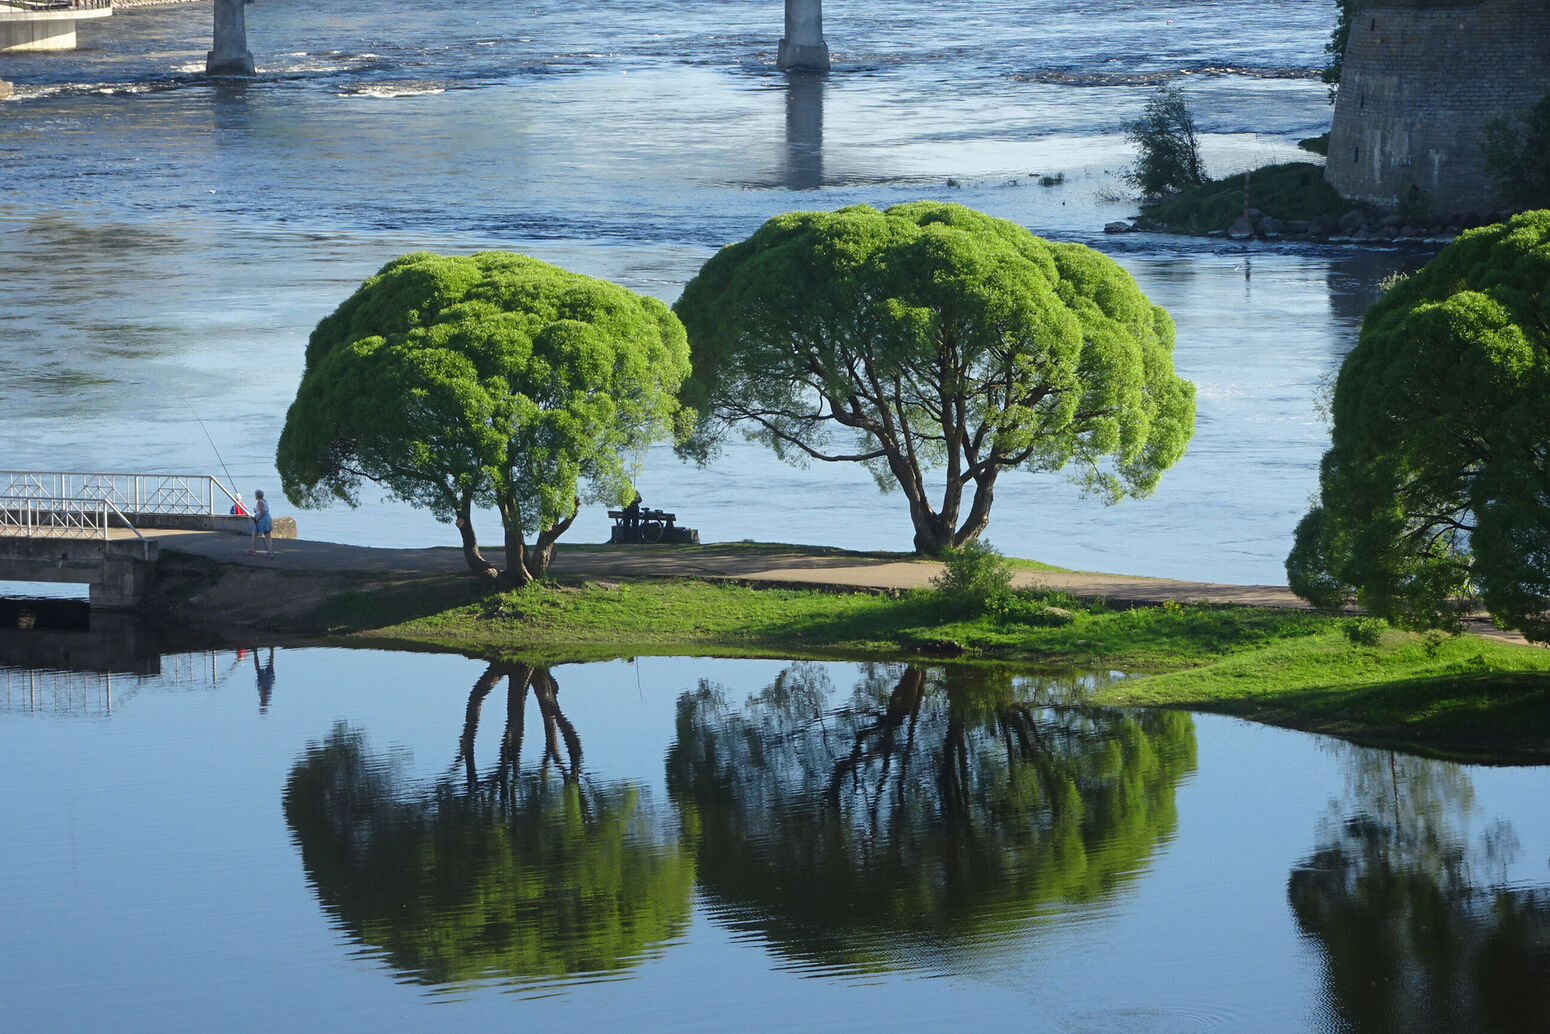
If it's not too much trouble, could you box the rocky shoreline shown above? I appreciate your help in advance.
[1109,206,1516,247]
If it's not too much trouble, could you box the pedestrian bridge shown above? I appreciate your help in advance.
[0,471,247,608]
[0,0,111,52]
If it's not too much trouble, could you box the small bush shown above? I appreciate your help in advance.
[1123,86,1207,198]
[932,539,1014,615]
[1344,617,1387,647]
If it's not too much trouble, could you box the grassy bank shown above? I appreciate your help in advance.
[307,573,1550,762]
[1133,161,1352,235]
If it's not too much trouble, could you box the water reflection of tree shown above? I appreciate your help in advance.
[1288,747,1550,1033]
[665,662,1197,970]
[283,662,693,989]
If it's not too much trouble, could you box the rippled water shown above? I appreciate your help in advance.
[0,645,1545,1031]
[0,0,1431,585]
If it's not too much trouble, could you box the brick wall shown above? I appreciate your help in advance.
[1325,0,1550,212]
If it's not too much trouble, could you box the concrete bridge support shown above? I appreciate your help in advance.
[0,4,112,53]
[207,0,255,77]
[779,0,829,72]
[0,538,159,611]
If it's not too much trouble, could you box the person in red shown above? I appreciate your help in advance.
[230,494,248,517]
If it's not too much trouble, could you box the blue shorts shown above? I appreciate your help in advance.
[255,514,273,534]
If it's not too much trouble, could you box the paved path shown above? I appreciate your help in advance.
[140,528,1307,608]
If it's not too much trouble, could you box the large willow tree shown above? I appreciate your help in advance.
[278,251,692,585]
[673,202,1195,553]
[1288,212,1550,639]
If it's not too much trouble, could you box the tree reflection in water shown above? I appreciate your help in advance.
[1289,747,1550,1034]
[666,662,1198,971]
[283,662,693,990]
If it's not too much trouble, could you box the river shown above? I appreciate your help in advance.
[0,646,1546,1031]
[0,0,1423,585]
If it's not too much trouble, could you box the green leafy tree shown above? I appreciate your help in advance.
[277,251,692,585]
[1482,93,1550,210]
[282,664,694,989]
[674,202,1195,554]
[665,663,1196,970]
[1288,212,1550,639]
[1123,86,1208,198]
[1323,0,1351,100]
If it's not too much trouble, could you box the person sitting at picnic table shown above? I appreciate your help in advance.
[623,492,642,541]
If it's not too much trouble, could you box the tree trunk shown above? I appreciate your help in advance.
[950,470,997,549]
[456,505,500,582]
[525,498,579,582]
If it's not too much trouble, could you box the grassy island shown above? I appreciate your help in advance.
[229,544,1550,765]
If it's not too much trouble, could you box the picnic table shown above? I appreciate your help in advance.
[606,506,697,545]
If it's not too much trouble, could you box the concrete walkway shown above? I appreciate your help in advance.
[140,528,1307,608]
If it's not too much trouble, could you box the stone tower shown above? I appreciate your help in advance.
[1325,0,1550,212]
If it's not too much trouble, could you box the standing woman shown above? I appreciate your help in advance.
[249,490,274,556]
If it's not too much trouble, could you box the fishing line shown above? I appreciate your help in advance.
[189,405,239,495]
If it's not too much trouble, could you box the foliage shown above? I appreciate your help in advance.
[666,664,1196,969]
[674,202,1196,554]
[283,709,694,988]
[1133,162,1351,235]
[1122,86,1208,198]
[1482,93,1550,210]
[930,538,1013,614]
[1323,0,1351,98]
[1287,212,1550,640]
[277,251,691,585]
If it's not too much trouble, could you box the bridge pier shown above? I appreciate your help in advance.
[207,0,255,77]
[779,0,829,72]
[0,538,159,611]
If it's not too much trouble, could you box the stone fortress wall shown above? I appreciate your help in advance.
[1325,0,1550,212]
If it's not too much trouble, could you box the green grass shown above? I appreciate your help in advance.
[1134,162,1353,235]
[1098,626,1550,762]
[300,567,1550,763]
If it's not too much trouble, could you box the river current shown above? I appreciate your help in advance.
[3,0,1411,581]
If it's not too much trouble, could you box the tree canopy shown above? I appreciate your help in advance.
[277,251,692,584]
[283,664,694,990]
[673,202,1195,553]
[1288,212,1550,639]
[665,663,1196,971]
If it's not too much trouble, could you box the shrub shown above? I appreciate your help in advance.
[1344,617,1387,647]
[1123,86,1207,198]
[931,539,1014,615]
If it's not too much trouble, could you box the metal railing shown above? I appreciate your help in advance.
[0,496,146,542]
[0,0,112,12]
[0,471,238,517]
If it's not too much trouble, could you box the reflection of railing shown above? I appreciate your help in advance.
[0,495,146,542]
[0,471,238,517]
[0,652,219,716]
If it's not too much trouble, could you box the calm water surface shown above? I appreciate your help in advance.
[0,0,1428,584]
[0,644,1546,1031]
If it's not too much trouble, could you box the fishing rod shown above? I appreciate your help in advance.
[189,405,240,500]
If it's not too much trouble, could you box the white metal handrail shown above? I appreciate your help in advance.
[0,472,239,517]
[0,496,146,542]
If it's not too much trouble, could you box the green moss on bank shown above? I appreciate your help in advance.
[1098,628,1550,763]
[1134,162,1351,235]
